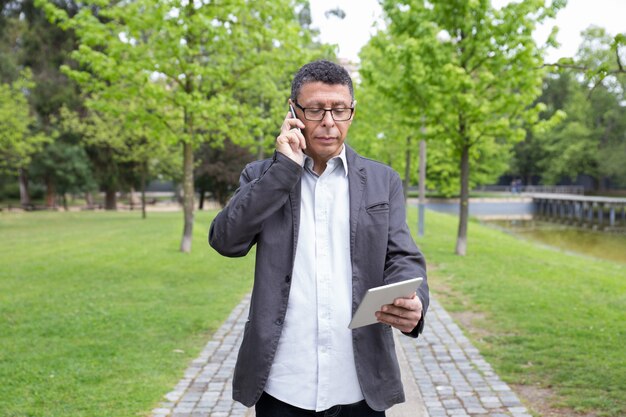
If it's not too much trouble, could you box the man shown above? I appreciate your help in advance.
[209,59,429,417]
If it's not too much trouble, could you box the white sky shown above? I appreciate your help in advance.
[309,0,626,63]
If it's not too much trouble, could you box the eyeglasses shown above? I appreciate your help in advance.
[293,101,354,121]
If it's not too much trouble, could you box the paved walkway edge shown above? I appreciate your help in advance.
[389,329,429,417]
[153,294,532,417]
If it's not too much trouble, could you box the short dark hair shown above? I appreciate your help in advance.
[290,59,354,101]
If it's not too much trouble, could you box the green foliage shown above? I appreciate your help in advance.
[0,72,49,173]
[511,25,626,189]
[29,140,97,196]
[56,105,180,194]
[358,0,564,252]
[575,26,626,94]
[195,139,254,207]
[374,0,560,152]
[1,0,83,123]
[37,0,327,149]
[0,13,23,83]
[37,0,332,249]
[0,0,85,206]
[515,26,626,190]
[349,31,415,175]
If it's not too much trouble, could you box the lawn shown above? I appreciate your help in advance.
[410,209,626,416]
[2,209,625,417]
[0,210,254,417]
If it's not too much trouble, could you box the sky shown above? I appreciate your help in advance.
[308,0,626,63]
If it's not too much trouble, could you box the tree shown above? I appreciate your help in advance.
[511,27,626,191]
[545,26,626,95]
[0,72,48,206]
[373,0,565,255]
[29,140,96,209]
[38,0,327,252]
[195,139,254,208]
[56,105,179,216]
[350,32,416,198]
[533,74,626,189]
[1,0,82,207]
[509,72,571,185]
[575,27,626,189]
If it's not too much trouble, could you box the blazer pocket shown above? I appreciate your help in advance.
[366,201,390,214]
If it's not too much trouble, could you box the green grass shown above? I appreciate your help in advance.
[2,209,625,417]
[410,210,626,416]
[0,210,254,417]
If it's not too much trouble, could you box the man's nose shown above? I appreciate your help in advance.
[320,109,335,126]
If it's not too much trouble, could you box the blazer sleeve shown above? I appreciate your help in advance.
[385,170,429,338]
[209,152,302,257]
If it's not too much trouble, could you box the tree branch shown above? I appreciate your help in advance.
[616,46,624,73]
[541,62,626,75]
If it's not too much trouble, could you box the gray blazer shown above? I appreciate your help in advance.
[209,145,429,411]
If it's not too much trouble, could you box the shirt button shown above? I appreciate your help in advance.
[275,318,283,326]
[285,275,291,283]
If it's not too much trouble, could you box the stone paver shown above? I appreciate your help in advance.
[152,295,531,417]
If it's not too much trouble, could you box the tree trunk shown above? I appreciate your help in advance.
[403,136,412,202]
[105,187,117,210]
[257,135,265,160]
[45,177,56,209]
[180,141,195,253]
[62,193,69,211]
[85,191,94,208]
[129,188,136,211]
[198,189,205,210]
[418,140,426,237]
[18,168,31,208]
[455,143,470,256]
[141,163,147,219]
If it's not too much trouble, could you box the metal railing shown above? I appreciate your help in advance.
[475,185,585,195]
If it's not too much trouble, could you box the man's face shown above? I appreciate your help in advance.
[292,82,354,165]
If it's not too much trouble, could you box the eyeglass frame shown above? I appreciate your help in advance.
[292,101,355,121]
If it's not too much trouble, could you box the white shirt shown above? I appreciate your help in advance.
[265,146,363,411]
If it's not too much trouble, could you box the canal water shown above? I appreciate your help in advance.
[484,220,626,264]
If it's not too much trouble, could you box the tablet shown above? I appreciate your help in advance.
[348,278,423,329]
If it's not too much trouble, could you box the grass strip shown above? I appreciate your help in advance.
[410,209,626,416]
[0,210,253,417]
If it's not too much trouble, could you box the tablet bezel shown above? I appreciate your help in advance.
[348,277,424,329]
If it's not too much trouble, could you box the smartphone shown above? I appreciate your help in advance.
[289,103,301,132]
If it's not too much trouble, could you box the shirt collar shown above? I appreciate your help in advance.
[303,145,349,177]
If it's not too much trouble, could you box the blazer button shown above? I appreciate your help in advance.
[285,275,291,283]
[275,318,283,326]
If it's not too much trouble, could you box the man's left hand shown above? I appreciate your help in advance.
[375,293,422,333]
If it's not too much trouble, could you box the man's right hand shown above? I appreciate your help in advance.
[276,111,306,166]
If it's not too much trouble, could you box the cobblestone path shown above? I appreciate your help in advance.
[152,295,531,417]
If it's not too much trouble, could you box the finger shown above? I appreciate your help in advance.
[294,128,306,150]
[375,311,417,333]
[277,130,304,153]
[380,305,421,321]
[280,118,293,134]
[279,127,305,148]
[282,113,305,133]
[393,293,418,309]
[276,132,297,148]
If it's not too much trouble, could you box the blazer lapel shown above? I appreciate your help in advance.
[347,145,366,260]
